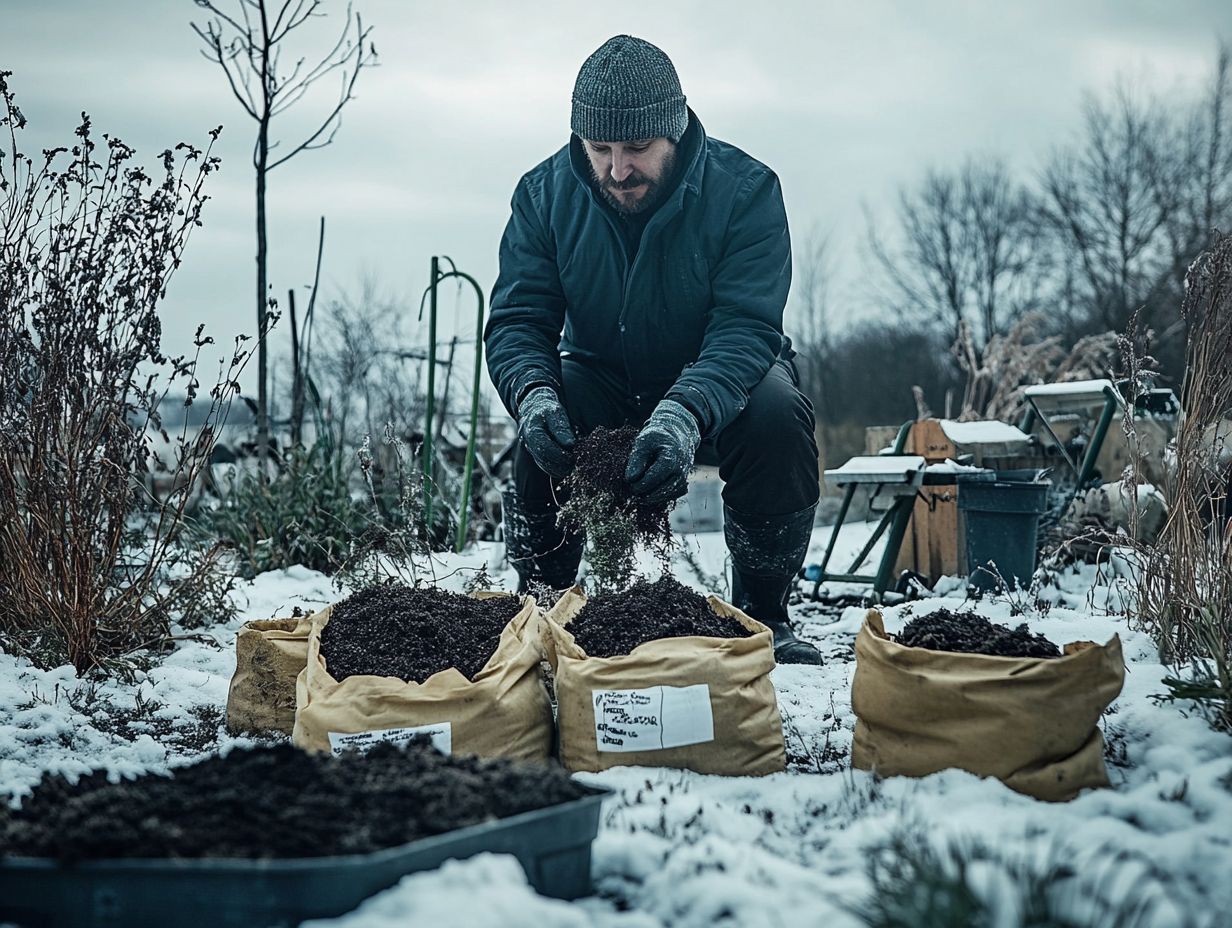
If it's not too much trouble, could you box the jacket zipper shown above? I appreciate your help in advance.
[600,196,682,404]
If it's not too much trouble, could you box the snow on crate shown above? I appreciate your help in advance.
[2,540,1232,927]
[937,418,1033,445]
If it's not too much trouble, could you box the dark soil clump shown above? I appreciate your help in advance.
[0,741,590,861]
[569,575,752,658]
[569,425,671,537]
[897,609,1061,658]
[320,584,523,683]
[559,425,674,591]
[571,426,636,503]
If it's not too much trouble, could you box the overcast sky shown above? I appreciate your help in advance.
[3,1,1228,396]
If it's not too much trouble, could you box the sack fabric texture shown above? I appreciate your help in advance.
[293,593,553,762]
[851,610,1124,801]
[226,616,313,736]
[542,587,785,776]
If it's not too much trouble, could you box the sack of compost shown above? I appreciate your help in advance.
[543,577,785,776]
[226,615,314,735]
[292,586,553,762]
[851,609,1125,801]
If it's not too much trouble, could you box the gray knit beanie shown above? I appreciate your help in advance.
[571,35,687,143]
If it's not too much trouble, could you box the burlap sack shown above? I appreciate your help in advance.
[226,616,313,735]
[292,593,553,762]
[545,587,785,776]
[851,610,1125,801]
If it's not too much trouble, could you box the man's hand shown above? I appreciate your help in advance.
[517,386,576,479]
[625,400,701,505]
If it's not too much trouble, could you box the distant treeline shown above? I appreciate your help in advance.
[790,44,1231,467]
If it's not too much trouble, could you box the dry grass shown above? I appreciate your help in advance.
[951,311,1120,422]
[1122,234,1232,729]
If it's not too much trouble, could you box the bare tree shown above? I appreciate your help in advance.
[1039,80,1174,335]
[1039,51,1232,376]
[866,158,1047,360]
[1148,43,1232,336]
[311,279,425,442]
[789,226,834,422]
[192,0,377,472]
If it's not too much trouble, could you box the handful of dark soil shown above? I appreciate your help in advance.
[320,584,524,683]
[559,425,674,591]
[0,741,590,861]
[896,609,1061,659]
[569,575,752,658]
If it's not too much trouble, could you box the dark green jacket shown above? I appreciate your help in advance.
[485,112,792,439]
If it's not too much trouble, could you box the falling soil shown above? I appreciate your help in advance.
[570,425,672,538]
[320,584,523,683]
[559,425,674,591]
[0,741,590,861]
[569,575,752,658]
[896,608,1061,659]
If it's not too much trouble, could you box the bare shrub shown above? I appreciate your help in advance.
[1123,233,1232,730]
[336,424,431,589]
[309,280,425,442]
[0,73,251,673]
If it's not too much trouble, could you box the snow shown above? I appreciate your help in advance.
[300,854,614,928]
[823,454,924,482]
[924,458,989,474]
[2,533,1231,927]
[938,419,1032,445]
[1023,378,1117,397]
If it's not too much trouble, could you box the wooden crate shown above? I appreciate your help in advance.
[863,424,904,456]
[908,419,957,462]
[894,483,966,585]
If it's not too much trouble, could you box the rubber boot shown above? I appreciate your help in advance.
[725,504,823,666]
[501,488,584,593]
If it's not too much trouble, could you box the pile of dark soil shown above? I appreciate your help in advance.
[559,425,674,591]
[320,585,523,683]
[0,741,589,862]
[569,575,752,658]
[896,609,1061,659]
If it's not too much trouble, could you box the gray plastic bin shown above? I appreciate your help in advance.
[958,474,1051,591]
[0,788,606,928]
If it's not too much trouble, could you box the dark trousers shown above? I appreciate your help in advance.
[514,357,820,518]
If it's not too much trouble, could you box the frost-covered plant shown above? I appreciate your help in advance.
[852,826,1199,928]
[192,417,364,579]
[334,424,431,589]
[1118,234,1232,731]
[0,73,252,673]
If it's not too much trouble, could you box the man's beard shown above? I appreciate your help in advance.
[593,147,678,216]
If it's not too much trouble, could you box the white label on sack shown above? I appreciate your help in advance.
[592,684,714,753]
[328,722,452,757]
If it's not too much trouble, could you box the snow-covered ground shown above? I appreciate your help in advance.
[2,522,1230,928]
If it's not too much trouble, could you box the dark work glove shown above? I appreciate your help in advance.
[517,386,576,479]
[625,399,702,506]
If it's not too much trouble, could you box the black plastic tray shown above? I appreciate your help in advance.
[0,788,607,928]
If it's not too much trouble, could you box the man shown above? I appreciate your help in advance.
[486,35,822,665]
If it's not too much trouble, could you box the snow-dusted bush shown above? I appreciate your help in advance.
[1121,233,1232,731]
[853,825,1198,928]
[0,73,249,673]
[194,419,431,587]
